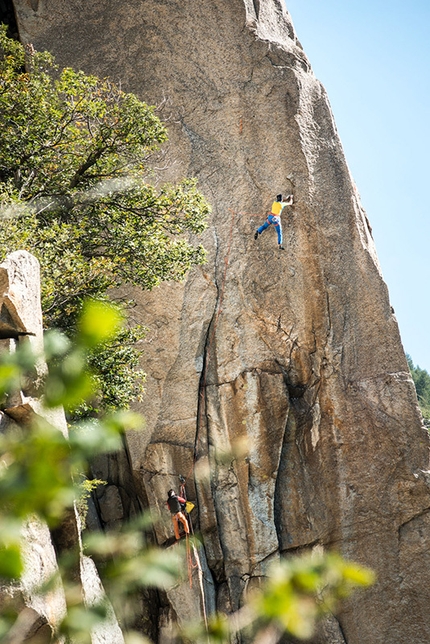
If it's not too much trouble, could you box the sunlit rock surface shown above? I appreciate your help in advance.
[13,1,430,642]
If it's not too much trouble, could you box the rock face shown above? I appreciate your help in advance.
[13,1,430,642]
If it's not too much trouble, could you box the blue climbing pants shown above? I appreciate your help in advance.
[257,214,282,245]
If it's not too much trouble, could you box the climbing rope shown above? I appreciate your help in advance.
[179,479,197,584]
[177,480,208,630]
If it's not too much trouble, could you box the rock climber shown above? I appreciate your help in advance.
[254,193,293,250]
[166,489,190,541]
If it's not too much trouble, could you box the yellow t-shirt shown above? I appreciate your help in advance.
[271,201,288,215]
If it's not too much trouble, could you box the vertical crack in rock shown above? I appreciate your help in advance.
[274,368,319,552]
[252,0,260,21]
[192,221,238,588]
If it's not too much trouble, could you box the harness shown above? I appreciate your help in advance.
[266,213,280,227]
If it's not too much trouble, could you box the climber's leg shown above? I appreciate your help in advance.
[177,511,189,535]
[255,220,270,239]
[172,515,180,540]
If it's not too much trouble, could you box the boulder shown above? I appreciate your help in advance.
[0,250,68,436]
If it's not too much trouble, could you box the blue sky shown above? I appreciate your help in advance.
[285,0,430,370]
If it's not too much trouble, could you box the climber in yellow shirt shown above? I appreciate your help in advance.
[254,193,293,250]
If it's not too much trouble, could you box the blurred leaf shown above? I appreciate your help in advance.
[124,632,153,644]
[206,614,230,643]
[77,300,124,349]
[69,411,141,458]
[0,543,23,579]
[44,329,72,360]
[338,560,376,587]
[60,603,109,644]
[251,551,374,641]
[44,353,94,409]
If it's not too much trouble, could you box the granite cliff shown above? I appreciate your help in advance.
[9,1,430,642]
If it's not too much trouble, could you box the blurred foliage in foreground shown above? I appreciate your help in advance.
[0,301,374,643]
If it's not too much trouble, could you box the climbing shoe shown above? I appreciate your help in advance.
[278,245,285,250]
[254,230,259,240]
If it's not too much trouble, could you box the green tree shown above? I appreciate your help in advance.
[0,25,210,414]
[407,354,430,425]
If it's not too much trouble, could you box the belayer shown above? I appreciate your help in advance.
[254,193,293,250]
[166,489,190,541]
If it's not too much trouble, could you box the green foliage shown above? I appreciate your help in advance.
[407,354,430,425]
[0,25,209,415]
[76,477,107,527]
[82,323,146,417]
